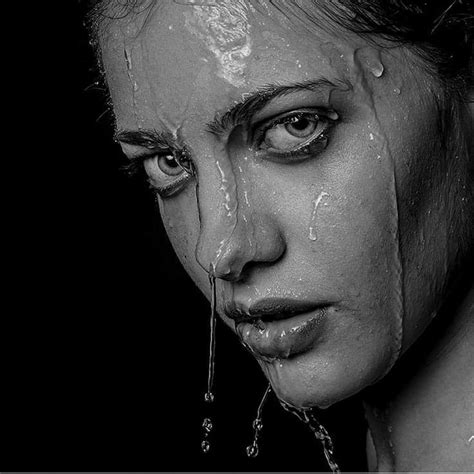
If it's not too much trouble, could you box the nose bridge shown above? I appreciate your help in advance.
[195,144,284,281]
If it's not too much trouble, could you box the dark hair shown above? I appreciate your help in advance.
[84,0,474,94]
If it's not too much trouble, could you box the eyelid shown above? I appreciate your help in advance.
[250,107,337,144]
[119,142,172,160]
[121,148,194,198]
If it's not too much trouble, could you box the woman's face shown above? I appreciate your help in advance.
[100,0,469,408]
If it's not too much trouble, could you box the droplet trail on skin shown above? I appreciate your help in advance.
[308,191,329,241]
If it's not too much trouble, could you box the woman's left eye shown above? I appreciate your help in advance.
[255,110,337,159]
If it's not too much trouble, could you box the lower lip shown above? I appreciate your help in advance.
[236,308,327,361]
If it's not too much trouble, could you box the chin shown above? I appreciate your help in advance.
[258,348,390,410]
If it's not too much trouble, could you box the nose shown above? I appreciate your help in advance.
[195,165,286,282]
[197,213,286,281]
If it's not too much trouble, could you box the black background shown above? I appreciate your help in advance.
[3,2,368,471]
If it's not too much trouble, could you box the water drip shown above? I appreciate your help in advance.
[205,267,217,403]
[371,62,384,78]
[246,384,272,458]
[352,47,405,377]
[182,0,252,87]
[123,45,140,126]
[280,401,340,473]
[308,191,329,241]
[201,268,217,453]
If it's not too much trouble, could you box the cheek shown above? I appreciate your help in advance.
[158,185,205,287]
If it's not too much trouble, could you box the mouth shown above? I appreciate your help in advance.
[224,298,330,361]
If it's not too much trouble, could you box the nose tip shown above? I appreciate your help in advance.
[211,241,249,282]
[198,220,286,283]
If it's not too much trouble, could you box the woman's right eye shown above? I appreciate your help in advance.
[152,153,185,176]
[142,150,195,198]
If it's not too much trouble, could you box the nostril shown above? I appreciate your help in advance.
[213,262,244,282]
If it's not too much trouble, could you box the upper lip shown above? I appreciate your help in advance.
[224,298,329,324]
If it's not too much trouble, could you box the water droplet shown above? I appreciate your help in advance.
[371,62,384,78]
[246,443,259,458]
[279,403,340,473]
[201,440,210,453]
[204,392,215,403]
[252,419,263,431]
[202,418,213,432]
[245,384,271,459]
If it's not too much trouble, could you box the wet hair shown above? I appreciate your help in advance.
[84,0,474,94]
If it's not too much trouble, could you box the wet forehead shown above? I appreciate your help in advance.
[100,0,353,133]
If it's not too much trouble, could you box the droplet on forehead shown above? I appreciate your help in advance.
[354,46,386,80]
[182,0,253,87]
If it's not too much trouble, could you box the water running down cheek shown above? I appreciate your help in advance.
[111,3,407,466]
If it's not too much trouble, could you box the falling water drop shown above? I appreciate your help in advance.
[246,384,272,458]
[201,267,218,453]
[371,62,384,78]
[202,417,213,432]
[280,402,340,473]
[201,440,210,453]
[246,443,259,458]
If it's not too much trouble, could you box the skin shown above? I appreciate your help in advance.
[98,0,474,469]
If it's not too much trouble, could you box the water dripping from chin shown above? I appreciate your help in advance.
[280,400,341,473]
[245,383,272,458]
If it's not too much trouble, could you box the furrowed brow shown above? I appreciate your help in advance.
[206,78,347,136]
[114,129,175,149]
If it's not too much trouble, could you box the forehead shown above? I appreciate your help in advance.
[99,0,357,131]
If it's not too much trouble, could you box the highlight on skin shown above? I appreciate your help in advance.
[86,0,474,470]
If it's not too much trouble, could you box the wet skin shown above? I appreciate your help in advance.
[100,1,471,408]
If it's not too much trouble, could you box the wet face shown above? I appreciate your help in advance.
[100,0,471,408]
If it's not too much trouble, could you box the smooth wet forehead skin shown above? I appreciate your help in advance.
[101,0,367,132]
[99,0,459,410]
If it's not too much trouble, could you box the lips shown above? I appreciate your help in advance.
[224,298,329,361]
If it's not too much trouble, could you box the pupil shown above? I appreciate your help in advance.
[293,118,310,130]
[166,155,179,168]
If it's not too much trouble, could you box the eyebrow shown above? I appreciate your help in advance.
[207,77,347,135]
[115,77,349,147]
[114,128,175,150]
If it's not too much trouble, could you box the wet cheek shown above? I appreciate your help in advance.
[158,187,203,283]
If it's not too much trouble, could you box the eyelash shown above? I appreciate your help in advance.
[122,150,195,198]
[252,109,338,162]
[123,108,339,197]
